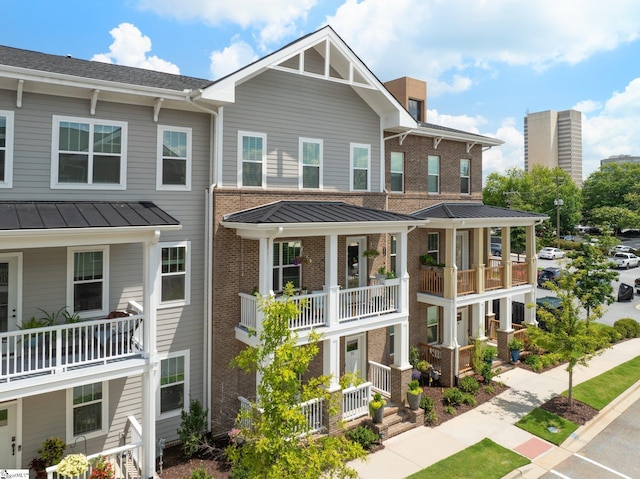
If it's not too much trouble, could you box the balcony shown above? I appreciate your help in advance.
[0,314,144,385]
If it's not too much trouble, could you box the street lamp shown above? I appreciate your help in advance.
[554,198,564,247]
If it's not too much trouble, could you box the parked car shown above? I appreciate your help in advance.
[618,283,634,302]
[635,277,640,294]
[537,267,562,288]
[612,244,635,254]
[539,247,565,260]
[612,252,640,269]
[491,243,502,256]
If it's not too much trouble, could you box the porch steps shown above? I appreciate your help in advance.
[368,405,424,441]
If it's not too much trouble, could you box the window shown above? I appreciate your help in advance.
[460,159,470,194]
[67,382,108,441]
[390,235,397,274]
[350,143,370,191]
[427,155,439,194]
[0,110,14,188]
[68,247,109,318]
[389,325,395,356]
[159,351,189,417]
[273,241,301,291]
[427,233,440,264]
[390,152,404,192]
[52,116,127,189]
[426,306,439,344]
[159,242,190,308]
[408,99,423,121]
[300,138,322,189]
[239,131,266,187]
[157,126,191,190]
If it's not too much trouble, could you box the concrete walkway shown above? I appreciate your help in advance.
[349,338,640,479]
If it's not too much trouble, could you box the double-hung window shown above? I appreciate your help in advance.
[52,116,127,189]
[390,235,397,274]
[390,152,404,192]
[427,232,440,264]
[159,242,190,308]
[0,110,14,188]
[351,143,370,191]
[68,246,109,318]
[239,131,266,187]
[159,351,189,417]
[426,306,439,344]
[67,382,108,441]
[300,138,322,189]
[427,155,439,194]
[157,125,191,190]
[460,159,471,194]
[273,241,301,291]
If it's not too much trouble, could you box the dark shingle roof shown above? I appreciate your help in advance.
[412,203,548,220]
[0,201,180,230]
[223,200,421,224]
[0,45,212,91]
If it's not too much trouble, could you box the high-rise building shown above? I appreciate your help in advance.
[524,109,582,186]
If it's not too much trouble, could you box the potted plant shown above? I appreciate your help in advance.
[508,337,524,363]
[483,346,497,365]
[416,359,430,386]
[363,249,380,259]
[420,254,445,270]
[376,266,387,282]
[369,392,386,423]
[89,455,115,479]
[406,379,422,410]
[29,437,66,479]
[57,453,89,478]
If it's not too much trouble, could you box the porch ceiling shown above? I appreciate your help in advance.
[221,200,427,238]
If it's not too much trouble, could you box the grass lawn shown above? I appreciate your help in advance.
[515,408,579,445]
[568,355,640,410]
[404,438,530,479]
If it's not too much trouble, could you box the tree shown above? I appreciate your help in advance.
[228,284,366,478]
[568,243,619,317]
[588,206,640,235]
[528,273,610,407]
[582,162,640,213]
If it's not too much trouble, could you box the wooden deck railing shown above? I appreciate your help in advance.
[457,269,477,295]
[485,265,505,290]
[417,342,442,370]
[459,344,475,373]
[420,268,444,295]
[512,262,529,285]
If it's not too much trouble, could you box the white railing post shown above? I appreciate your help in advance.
[368,361,391,397]
[342,382,372,421]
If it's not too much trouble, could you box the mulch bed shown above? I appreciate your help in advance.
[158,442,232,479]
[539,395,599,425]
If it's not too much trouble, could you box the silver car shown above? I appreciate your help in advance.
[539,247,565,260]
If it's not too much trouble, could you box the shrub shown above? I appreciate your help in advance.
[189,467,214,479]
[30,437,66,471]
[407,379,422,395]
[419,395,434,413]
[462,393,477,406]
[346,425,379,451]
[483,385,495,395]
[541,353,561,369]
[443,387,465,406]
[458,376,480,396]
[480,363,496,382]
[178,398,209,458]
[614,318,640,338]
[524,354,543,372]
[444,405,456,415]
[424,409,438,425]
[591,322,622,343]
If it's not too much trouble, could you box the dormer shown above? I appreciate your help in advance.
[384,77,427,122]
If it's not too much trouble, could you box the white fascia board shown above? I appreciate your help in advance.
[0,225,181,250]
[420,217,547,229]
[412,126,504,147]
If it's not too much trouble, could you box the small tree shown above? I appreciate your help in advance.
[568,243,619,317]
[228,283,366,478]
[528,273,610,407]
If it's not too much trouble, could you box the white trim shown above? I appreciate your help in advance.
[344,333,366,382]
[157,241,191,309]
[66,381,109,443]
[0,110,14,188]
[0,252,22,333]
[350,143,371,192]
[157,350,190,420]
[237,130,267,188]
[156,125,192,191]
[67,245,110,318]
[298,137,323,190]
[51,115,128,190]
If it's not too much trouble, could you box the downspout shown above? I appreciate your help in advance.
[187,94,220,433]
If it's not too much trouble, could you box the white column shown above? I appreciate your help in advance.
[523,291,538,326]
[393,320,410,368]
[324,337,341,392]
[256,237,274,332]
[441,303,457,349]
[471,302,486,339]
[397,229,409,314]
[325,235,339,327]
[499,297,513,332]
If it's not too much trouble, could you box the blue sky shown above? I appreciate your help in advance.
[3,0,640,181]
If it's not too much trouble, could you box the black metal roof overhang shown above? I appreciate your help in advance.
[0,201,181,248]
[221,200,427,239]
[411,203,548,228]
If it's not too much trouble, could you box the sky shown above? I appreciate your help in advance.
[2,0,640,183]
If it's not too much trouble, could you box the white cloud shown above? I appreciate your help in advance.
[209,40,259,80]
[91,23,180,74]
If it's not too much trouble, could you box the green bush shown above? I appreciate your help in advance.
[444,405,456,415]
[480,363,496,382]
[458,376,480,395]
[424,409,438,425]
[462,393,477,406]
[483,385,495,395]
[346,425,379,451]
[591,322,622,343]
[540,353,561,369]
[190,467,214,479]
[419,395,435,413]
[178,398,209,458]
[443,387,465,406]
[524,354,543,372]
[614,318,640,338]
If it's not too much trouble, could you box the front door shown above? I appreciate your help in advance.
[345,334,365,381]
[0,255,20,334]
[0,401,19,468]
[455,231,469,270]
[346,237,366,289]
[456,307,469,346]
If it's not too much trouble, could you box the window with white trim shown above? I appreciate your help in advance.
[159,351,189,417]
[52,116,127,189]
[300,138,322,189]
[460,159,470,194]
[239,131,266,187]
[68,246,109,318]
[350,143,370,191]
[390,235,397,274]
[67,381,108,441]
[390,152,403,192]
[157,125,191,190]
[0,110,14,188]
[389,325,395,356]
[273,241,302,291]
[426,306,439,344]
[428,155,439,194]
[159,242,190,308]
[427,232,439,264]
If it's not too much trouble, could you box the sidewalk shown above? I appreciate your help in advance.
[349,338,640,479]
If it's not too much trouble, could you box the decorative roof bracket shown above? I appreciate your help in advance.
[16,79,24,108]
[433,137,443,149]
[466,142,477,154]
[154,98,165,122]
[90,89,100,116]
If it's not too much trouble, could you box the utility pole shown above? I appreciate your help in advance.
[554,173,564,248]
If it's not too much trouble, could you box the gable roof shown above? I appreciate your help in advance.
[412,202,548,227]
[199,26,416,130]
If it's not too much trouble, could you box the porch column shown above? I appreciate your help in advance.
[443,229,457,299]
[473,227,485,293]
[323,336,341,392]
[526,225,538,285]
[470,302,486,340]
[325,234,339,327]
[523,291,538,326]
[392,319,410,369]
[497,297,513,362]
[501,227,512,288]
[397,230,409,314]
[256,237,274,332]
[441,303,457,349]
[142,231,160,479]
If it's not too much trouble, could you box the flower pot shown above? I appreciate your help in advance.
[407,391,422,410]
[371,406,384,424]
[510,349,520,362]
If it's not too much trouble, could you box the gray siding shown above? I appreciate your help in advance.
[222,69,381,191]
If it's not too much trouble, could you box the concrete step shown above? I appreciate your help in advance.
[386,419,418,439]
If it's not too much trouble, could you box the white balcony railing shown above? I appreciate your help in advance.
[236,396,324,435]
[342,381,372,421]
[368,361,391,397]
[0,314,143,383]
